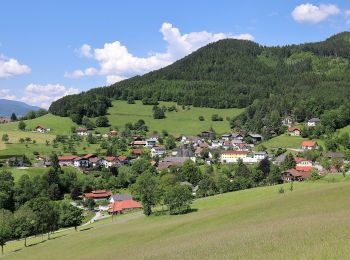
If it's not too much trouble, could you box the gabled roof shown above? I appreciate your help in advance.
[105,156,118,162]
[302,141,317,147]
[288,127,300,132]
[132,140,147,145]
[35,125,47,129]
[295,157,308,163]
[76,128,87,132]
[132,149,143,155]
[117,155,128,162]
[308,118,321,123]
[84,190,112,198]
[295,166,313,172]
[108,199,142,213]
[110,193,133,201]
[83,153,96,159]
[58,155,78,161]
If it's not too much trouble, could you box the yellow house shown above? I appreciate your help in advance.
[221,151,248,163]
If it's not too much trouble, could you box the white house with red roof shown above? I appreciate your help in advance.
[108,199,142,214]
[301,140,318,150]
[288,127,301,136]
[34,125,50,133]
[58,155,78,166]
[295,157,314,172]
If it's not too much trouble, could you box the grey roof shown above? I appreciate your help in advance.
[110,194,132,201]
[172,148,194,157]
[308,118,321,122]
[325,152,344,158]
[254,151,267,155]
[249,134,263,138]
[163,156,189,163]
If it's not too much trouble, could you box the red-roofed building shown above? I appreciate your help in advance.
[302,141,318,150]
[83,153,96,159]
[102,156,122,168]
[84,190,112,201]
[132,149,143,156]
[131,140,147,146]
[108,199,142,214]
[288,127,301,136]
[58,155,78,166]
[35,125,50,133]
[282,169,311,182]
[117,155,129,164]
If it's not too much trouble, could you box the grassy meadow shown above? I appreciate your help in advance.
[3,175,350,259]
[101,100,244,136]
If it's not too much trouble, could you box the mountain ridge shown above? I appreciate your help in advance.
[0,99,41,117]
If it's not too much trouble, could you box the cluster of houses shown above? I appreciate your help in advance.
[284,117,322,137]
[82,190,142,214]
[57,153,130,169]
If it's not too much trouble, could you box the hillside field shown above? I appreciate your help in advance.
[101,100,244,136]
[3,175,350,259]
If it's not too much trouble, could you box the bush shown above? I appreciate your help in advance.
[198,116,205,121]
[278,186,285,194]
[211,114,223,121]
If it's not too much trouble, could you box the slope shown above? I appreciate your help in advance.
[4,177,350,259]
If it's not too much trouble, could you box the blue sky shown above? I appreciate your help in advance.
[0,0,349,108]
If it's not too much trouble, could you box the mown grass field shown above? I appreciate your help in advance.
[339,124,350,135]
[102,100,244,136]
[3,175,350,259]
[0,114,77,135]
[256,134,325,152]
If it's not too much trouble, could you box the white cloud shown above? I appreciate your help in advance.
[345,10,350,17]
[64,67,97,78]
[292,3,340,24]
[0,55,31,78]
[66,22,254,84]
[22,83,80,108]
[0,88,16,100]
[79,44,93,58]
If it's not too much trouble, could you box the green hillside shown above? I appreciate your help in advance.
[50,32,350,135]
[3,176,350,259]
[100,100,243,135]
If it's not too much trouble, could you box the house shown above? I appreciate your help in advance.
[108,199,142,214]
[109,130,118,137]
[232,133,244,140]
[253,151,267,161]
[221,151,249,163]
[307,118,321,127]
[221,134,232,140]
[281,116,294,127]
[151,146,166,157]
[117,155,129,165]
[248,134,263,143]
[295,157,313,172]
[76,128,88,136]
[200,130,215,140]
[132,149,143,157]
[58,155,78,166]
[109,193,133,203]
[325,152,345,160]
[145,139,157,148]
[83,190,112,201]
[73,157,89,168]
[288,127,301,136]
[282,169,310,182]
[222,140,232,150]
[103,156,121,168]
[171,147,196,162]
[301,140,318,150]
[211,140,223,149]
[89,157,102,168]
[130,140,147,146]
[35,125,50,133]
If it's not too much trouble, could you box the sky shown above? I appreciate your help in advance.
[0,0,350,109]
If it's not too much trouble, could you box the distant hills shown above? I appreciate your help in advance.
[50,32,350,134]
[0,99,41,117]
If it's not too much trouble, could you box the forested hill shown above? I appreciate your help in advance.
[50,32,350,134]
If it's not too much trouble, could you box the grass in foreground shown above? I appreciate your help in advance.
[3,176,350,259]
